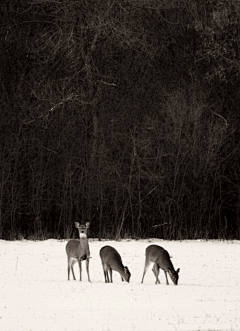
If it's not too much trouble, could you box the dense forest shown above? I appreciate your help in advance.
[1,0,240,240]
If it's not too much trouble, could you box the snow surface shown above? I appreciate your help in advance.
[0,239,239,331]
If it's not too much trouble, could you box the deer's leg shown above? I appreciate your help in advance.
[164,270,169,285]
[68,257,76,280]
[86,258,91,282]
[103,264,109,283]
[104,270,108,283]
[108,267,113,283]
[105,269,110,283]
[141,260,151,283]
[67,257,71,280]
[71,259,77,280]
[77,259,82,281]
[152,264,160,284]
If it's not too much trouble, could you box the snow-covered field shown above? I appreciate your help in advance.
[0,239,239,331]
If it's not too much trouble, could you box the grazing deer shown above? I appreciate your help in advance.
[141,244,180,285]
[66,222,91,282]
[100,245,131,283]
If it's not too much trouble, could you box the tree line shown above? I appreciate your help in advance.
[0,0,240,240]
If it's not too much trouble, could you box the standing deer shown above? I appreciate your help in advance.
[100,245,131,283]
[141,244,180,285]
[66,222,91,282]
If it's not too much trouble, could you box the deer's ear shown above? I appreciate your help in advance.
[75,222,80,228]
[176,268,180,274]
[86,222,90,228]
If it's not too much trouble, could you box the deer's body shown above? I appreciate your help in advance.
[141,244,180,285]
[66,222,91,282]
[100,245,131,283]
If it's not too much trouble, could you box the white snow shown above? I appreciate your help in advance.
[0,239,239,331]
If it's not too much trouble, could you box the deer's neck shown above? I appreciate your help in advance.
[79,233,88,238]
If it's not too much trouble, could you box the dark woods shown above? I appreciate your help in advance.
[1,0,240,240]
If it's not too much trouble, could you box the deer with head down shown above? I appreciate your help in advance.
[100,245,131,283]
[141,244,180,285]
